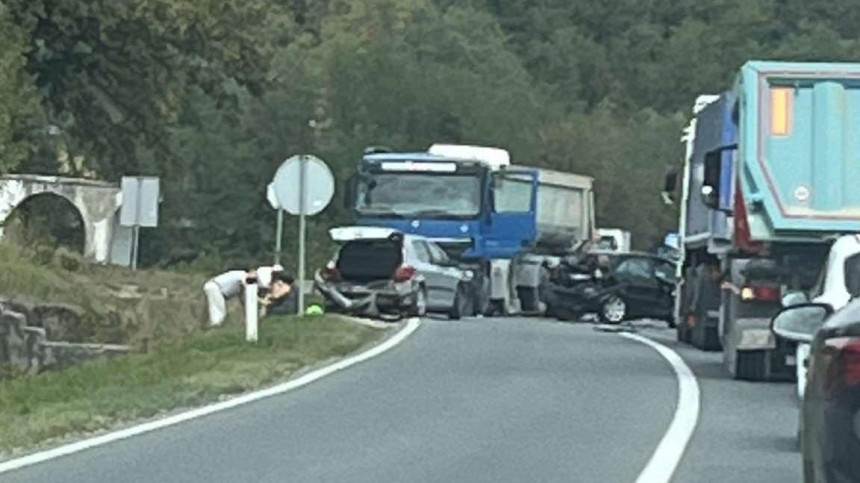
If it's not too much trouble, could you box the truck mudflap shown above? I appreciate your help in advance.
[725,316,795,380]
[732,317,777,350]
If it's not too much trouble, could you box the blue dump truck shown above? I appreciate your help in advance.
[344,144,595,315]
[664,61,860,380]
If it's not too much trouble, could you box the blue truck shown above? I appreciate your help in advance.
[345,144,595,315]
[664,61,860,380]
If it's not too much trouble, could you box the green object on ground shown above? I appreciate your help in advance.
[305,304,324,316]
[0,315,386,455]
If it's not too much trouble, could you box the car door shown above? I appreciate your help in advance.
[611,256,660,318]
[425,241,462,308]
[653,259,678,314]
[409,240,444,309]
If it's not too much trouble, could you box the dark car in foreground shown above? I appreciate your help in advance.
[541,252,676,324]
[773,294,860,482]
[314,226,476,319]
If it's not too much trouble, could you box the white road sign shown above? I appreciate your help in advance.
[272,155,334,216]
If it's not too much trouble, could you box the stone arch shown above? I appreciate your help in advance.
[0,175,122,263]
[1,192,86,253]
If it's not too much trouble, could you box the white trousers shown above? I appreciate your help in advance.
[203,281,227,326]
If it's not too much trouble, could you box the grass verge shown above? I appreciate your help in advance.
[0,315,389,456]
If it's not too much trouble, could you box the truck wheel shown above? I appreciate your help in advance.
[474,270,491,316]
[677,318,692,343]
[735,350,768,381]
[517,287,540,313]
[449,284,471,320]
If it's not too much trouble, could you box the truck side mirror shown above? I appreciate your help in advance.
[700,185,718,209]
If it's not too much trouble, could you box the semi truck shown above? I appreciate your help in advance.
[345,144,595,315]
[664,61,860,380]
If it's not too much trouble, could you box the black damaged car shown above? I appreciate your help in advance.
[541,252,677,324]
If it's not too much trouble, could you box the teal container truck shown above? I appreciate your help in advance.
[664,61,860,380]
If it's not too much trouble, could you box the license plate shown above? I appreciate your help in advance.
[785,355,796,367]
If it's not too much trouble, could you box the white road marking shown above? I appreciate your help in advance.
[620,332,701,483]
[0,318,422,475]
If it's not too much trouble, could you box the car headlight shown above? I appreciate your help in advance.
[462,270,474,281]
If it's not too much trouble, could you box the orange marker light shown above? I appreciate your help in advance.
[771,87,793,136]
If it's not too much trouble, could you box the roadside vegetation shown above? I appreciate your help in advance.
[0,315,387,455]
[4,0,858,267]
[0,243,208,348]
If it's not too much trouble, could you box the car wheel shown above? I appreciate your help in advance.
[411,286,427,318]
[449,284,472,320]
[600,295,627,324]
[554,305,577,322]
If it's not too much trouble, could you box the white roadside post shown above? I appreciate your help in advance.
[244,278,259,343]
[270,154,335,316]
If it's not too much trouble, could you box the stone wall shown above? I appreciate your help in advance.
[0,301,129,376]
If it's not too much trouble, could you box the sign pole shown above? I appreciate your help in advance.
[297,156,307,316]
[274,208,283,265]
[131,226,140,271]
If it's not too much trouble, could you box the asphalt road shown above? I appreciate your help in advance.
[4,317,802,483]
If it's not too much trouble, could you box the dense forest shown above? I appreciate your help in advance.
[2,0,858,270]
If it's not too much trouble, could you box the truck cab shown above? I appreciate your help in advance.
[346,144,594,315]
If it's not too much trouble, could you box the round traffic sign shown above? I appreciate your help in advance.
[272,155,334,216]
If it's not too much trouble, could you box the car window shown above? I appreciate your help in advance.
[615,257,653,279]
[412,241,431,263]
[655,261,676,283]
[426,242,450,265]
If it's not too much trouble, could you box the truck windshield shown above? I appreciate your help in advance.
[356,173,481,217]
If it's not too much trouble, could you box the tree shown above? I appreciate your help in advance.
[0,2,40,172]
[3,0,293,178]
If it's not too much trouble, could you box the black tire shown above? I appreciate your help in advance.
[473,269,491,316]
[449,284,471,320]
[677,321,691,343]
[600,295,627,324]
[410,286,428,318]
[517,287,540,313]
[735,350,768,381]
[553,302,577,321]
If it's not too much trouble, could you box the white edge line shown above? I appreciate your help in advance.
[620,332,701,483]
[0,317,422,475]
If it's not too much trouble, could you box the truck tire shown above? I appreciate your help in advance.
[449,283,472,320]
[688,264,722,351]
[676,266,696,344]
[517,287,540,313]
[677,323,691,343]
[735,350,768,381]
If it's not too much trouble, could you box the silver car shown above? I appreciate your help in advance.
[314,226,475,319]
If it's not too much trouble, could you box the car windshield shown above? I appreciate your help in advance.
[356,173,481,217]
